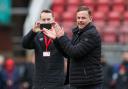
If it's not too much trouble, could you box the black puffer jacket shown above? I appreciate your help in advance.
[22,31,65,89]
[54,22,103,88]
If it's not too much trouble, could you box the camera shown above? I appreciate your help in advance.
[40,23,52,30]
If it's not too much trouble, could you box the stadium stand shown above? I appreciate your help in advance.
[51,0,128,45]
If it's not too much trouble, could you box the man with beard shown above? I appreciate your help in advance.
[43,6,103,89]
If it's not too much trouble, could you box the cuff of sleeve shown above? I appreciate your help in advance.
[57,35,67,45]
[58,35,65,40]
[30,30,37,36]
[53,37,59,44]
[53,35,65,43]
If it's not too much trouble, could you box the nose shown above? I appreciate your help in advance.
[44,20,49,23]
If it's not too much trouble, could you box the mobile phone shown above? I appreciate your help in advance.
[40,23,52,30]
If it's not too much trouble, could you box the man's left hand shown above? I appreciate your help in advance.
[43,27,57,40]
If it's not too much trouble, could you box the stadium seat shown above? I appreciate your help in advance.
[107,20,120,28]
[107,11,120,28]
[96,4,109,14]
[108,11,120,20]
[52,5,64,14]
[122,20,128,27]
[52,0,65,5]
[93,11,106,33]
[112,0,124,4]
[61,21,74,39]
[97,0,110,5]
[67,0,80,6]
[66,5,78,13]
[62,11,74,22]
[122,11,128,26]
[61,11,75,38]
[102,26,117,44]
[94,21,106,33]
[82,0,95,11]
[96,0,110,14]
[118,26,128,44]
[53,12,61,22]
[93,11,104,21]
[112,4,125,13]
[123,11,128,20]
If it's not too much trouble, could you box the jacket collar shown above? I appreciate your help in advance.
[73,22,93,35]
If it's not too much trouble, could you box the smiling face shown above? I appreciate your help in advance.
[76,10,92,29]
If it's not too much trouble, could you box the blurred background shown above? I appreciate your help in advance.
[0,0,128,89]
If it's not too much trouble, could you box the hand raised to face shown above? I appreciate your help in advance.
[32,21,42,33]
[43,22,64,39]
[52,22,64,38]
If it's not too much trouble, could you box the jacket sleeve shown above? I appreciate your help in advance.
[55,32,100,59]
[53,37,69,58]
[22,30,37,49]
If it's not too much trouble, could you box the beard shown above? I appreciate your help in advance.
[78,22,85,25]
[77,22,87,29]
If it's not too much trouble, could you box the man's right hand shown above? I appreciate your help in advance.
[32,21,42,33]
[53,22,64,38]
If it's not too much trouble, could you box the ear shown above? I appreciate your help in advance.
[90,16,92,21]
[51,18,55,23]
[52,16,55,21]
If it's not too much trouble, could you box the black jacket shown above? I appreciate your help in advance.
[54,23,103,87]
[22,31,65,89]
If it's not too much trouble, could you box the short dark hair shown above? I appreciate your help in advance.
[41,9,54,16]
[77,6,91,16]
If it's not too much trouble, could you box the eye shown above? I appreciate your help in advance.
[42,19,46,21]
[82,17,86,19]
[77,17,80,19]
[47,18,51,21]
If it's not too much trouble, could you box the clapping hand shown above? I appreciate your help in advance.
[43,22,64,39]
[43,27,57,39]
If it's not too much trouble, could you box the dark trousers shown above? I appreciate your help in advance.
[69,84,103,89]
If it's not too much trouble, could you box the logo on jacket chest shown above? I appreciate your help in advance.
[39,38,43,41]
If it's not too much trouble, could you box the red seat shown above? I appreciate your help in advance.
[108,11,120,20]
[97,0,110,5]
[62,11,74,22]
[52,0,65,5]
[93,11,105,21]
[122,12,128,26]
[82,0,95,4]
[94,21,106,33]
[53,12,61,22]
[107,20,120,28]
[112,4,125,13]
[107,11,120,28]
[61,11,74,38]
[66,5,78,13]
[118,26,128,44]
[96,0,110,14]
[102,26,117,44]
[93,11,106,32]
[112,0,124,4]
[67,0,80,6]
[52,5,64,14]
[61,21,74,39]
[123,11,128,20]
[122,20,128,27]
[82,0,95,11]
[96,4,110,14]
